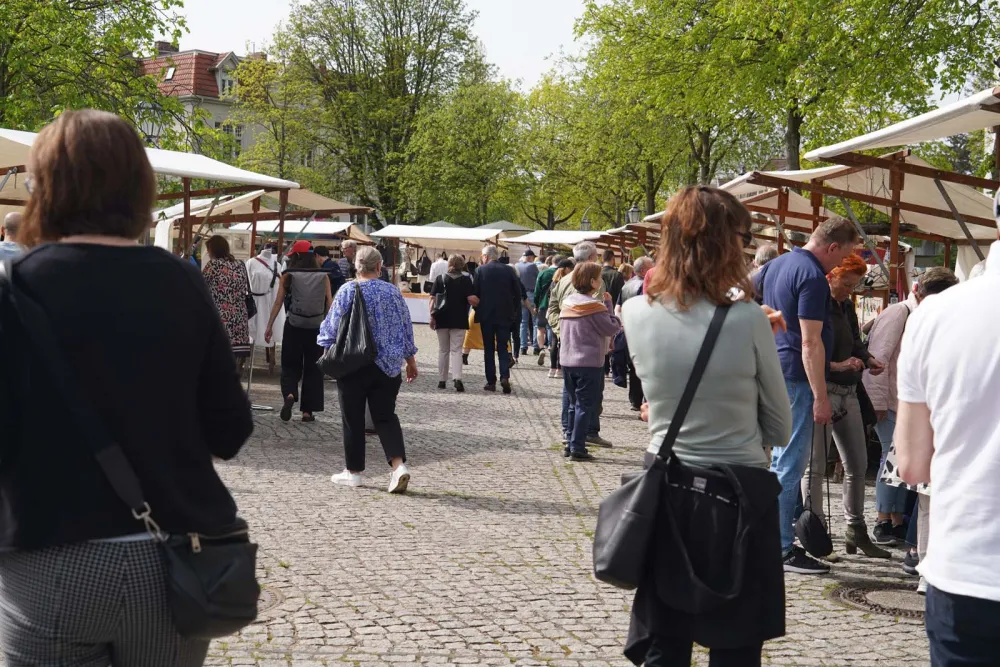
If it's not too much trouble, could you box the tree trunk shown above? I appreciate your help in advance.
[645,162,656,216]
[699,129,712,184]
[546,206,556,230]
[785,105,804,171]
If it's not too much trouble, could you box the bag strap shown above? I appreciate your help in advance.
[0,261,165,539]
[655,305,731,460]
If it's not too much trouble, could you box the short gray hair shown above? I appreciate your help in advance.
[342,240,358,253]
[3,212,21,238]
[573,241,598,263]
[633,255,654,277]
[354,245,382,274]
[754,243,778,268]
[481,245,499,261]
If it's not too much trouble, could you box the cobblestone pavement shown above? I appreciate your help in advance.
[211,326,930,666]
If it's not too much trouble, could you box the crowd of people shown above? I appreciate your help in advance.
[0,108,995,666]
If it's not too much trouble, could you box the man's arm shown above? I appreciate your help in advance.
[896,401,934,485]
[800,318,831,424]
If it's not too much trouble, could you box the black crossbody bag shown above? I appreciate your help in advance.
[0,261,260,640]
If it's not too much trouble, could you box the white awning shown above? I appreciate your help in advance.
[281,189,370,214]
[0,127,299,206]
[230,220,373,243]
[154,190,270,222]
[512,230,605,246]
[371,224,504,251]
[805,87,1000,160]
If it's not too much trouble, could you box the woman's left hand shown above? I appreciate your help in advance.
[405,357,418,383]
[868,357,886,376]
[761,305,787,334]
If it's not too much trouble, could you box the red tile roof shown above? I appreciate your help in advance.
[140,50,235,99]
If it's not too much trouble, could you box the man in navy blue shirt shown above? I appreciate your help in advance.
[755,216,860,575]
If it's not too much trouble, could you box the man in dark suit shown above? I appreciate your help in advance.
[473,245,521,394]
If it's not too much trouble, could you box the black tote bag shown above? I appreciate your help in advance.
[318,281,377,379]
[593,305,730,590]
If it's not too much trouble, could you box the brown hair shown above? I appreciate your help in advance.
[572,262,603,293]
[553,258,574,284]
[206,235,233,261]
[917,266,959,296]
[619,263,635,281]
[812,216,860,247]
[21,110,155,247]
[447,254,466,273]
[646,186,753,309]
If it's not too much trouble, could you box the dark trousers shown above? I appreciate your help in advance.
[646,638,762,667]
[336,364,406,473]
[280,323,324,413]
[511,326,521,359]
[628,357,644,409]
[561,367,603,454]
[926,586,1000,666]
[480,321,511,385]
[550,336,560,370]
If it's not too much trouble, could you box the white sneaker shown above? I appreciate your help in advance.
[331,470,362,487]
[388,464,410,494]
[547,369,557,378]
[555,369,563,379]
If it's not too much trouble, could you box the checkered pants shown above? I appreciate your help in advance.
[0,540,209,666]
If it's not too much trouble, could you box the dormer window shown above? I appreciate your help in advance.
[220,71,235,95]
[165,66,176,81]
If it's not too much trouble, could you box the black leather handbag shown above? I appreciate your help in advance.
[318,280,377,379]
[430,275,448,315]
[794,424,833,558]
[593,305,730,590]
[0,261,260,640]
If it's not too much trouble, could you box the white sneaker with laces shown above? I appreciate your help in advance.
[388,464,410,494]
[331,470,362,487]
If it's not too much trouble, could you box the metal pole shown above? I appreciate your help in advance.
[0,167,18,194]
[837,197,890,280]
[934,178,985,261]
[280,213,318,256]
[186,195,222,258]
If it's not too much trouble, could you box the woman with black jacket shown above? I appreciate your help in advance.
[430,254,477,392]
[0,110,252,665]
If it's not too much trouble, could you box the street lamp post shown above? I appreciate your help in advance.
[580,205,593,231]
[626,204,641,226]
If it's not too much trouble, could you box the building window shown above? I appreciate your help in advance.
[165,66,176,81]
[215,122,243,160]
[220,71,236,96]
[301,147,317,168]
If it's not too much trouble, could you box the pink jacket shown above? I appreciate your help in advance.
[862,295,916,412]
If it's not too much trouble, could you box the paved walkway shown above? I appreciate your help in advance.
[211,326,930,666]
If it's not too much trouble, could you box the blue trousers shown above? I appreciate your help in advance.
[561,367,603,453]
[520,291,538,352]
[926,586,1000,665]
[480,322,511,386]
[771,378,815,553]
[874,409,911,514]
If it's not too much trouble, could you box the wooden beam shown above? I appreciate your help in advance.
[748,173,997,229]
[250,197,260,252]
[776,188,788,254]
[0,198,25,206]
[889,159,902,296]
[826,151,1000,192]
[810,181,823,232]
[944,239,952,268]
[156,184,261,202]
[744,204,827,225]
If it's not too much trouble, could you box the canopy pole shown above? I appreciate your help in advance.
[934,178,985,261]
[810,181,823,232]
[250,197,260,253]
[182,178,191,256]
[944,239,952,268]
[889,159,904,300]
[277,189,288,253]
[994,125,1000,186]
[777,188,789,253]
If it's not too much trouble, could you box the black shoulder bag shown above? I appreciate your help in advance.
[794,423,833,558]
[431,275,449,316]
[318,280,377,379]
[0,261,260,640]
[593,305,730,590]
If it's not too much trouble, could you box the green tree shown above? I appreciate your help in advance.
[403,74,522,225]
[286,0,478,226]
[0,0,193,138]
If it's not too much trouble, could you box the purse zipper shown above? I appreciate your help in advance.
[188,526,249,554]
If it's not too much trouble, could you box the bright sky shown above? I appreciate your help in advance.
[174,0,587,89]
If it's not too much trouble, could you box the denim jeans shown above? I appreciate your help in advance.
[926,585,1000,666]
[480,322,511,386]
[520,291,537,352]
[771,378,816,553]
[874,409,910,514]
[561,367,603,454]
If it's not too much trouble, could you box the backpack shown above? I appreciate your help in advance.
[417,251,432,276]
[285,270,329,328]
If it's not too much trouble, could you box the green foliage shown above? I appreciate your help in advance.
[0,0,190,135]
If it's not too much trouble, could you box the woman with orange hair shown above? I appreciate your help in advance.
[798,253,890,560]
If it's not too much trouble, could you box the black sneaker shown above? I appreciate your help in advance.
[892,522,909,542]
[872,520,899,546]
[279,396,294,422]
[437,381,447,390]
[520,348,528,356]
[783,546,830,574]
[563,448,571,458]
[462,354,469,365]
[501,379,512,394]
[570,451,595,462]
[454,379,465,393]
[902,549,919,576]
[484,384,496,392]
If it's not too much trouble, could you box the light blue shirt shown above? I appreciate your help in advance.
[0,241,23,262]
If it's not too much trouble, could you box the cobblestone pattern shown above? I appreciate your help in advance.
[207,327,930,666]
